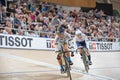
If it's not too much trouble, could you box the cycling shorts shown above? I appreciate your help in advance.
[76,40,87,48]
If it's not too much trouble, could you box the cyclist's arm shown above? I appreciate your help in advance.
[54,35,59,45]
[64,32,75,50]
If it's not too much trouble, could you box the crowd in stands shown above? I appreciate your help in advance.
[0,1,120,42]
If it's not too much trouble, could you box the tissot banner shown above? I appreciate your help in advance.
[0,34,119,51]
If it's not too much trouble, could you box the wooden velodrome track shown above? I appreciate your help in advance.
[0,48,120,80]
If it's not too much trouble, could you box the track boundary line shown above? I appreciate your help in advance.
[0,70,59,74]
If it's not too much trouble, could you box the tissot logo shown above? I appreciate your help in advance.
[0,35,33,47]
[46,40,55,48]
[96,43,112,50]
[92,43,96,50]
[89,42,96,50]
[89,42,113,50]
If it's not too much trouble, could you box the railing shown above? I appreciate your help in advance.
[87,36,120,42]
[0,26,119,42]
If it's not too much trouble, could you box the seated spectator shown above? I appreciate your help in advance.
[14,13,21,29]
[0,1,119,42]
[16,29,24,35]
[40,32,48,38]
[0,27,3,33]
[30,11,36,22]
[15,5,22,14]
[2,27,12,34]
[0,5,6,23]
[6,3,16,17]
[30,4,35,12]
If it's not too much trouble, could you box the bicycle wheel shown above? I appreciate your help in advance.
[81,49,89,73]
[64,57,72,80]
[61,45,72,80]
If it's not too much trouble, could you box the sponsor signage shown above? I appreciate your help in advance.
[46,40,55,48]
[0,35,33,47]
[87,42,119,51]
[0,34,119,51]
[0,34,54,50]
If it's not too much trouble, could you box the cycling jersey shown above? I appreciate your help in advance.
[75,30,88,48]
[55,32,72,52]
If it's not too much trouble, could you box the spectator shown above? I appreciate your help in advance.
[40,32,48,38]
[30,11,36,22]
[14,13,21,28]
[0,5,6,23]
[15,5,22,14]
[6,3,16,17]
[0,1,119,42]
[30,4,35,12]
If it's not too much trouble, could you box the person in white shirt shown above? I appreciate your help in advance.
[74,30,92,65]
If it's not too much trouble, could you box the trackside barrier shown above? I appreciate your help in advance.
[0,34,120,51]
[0,34,55,50]
[86,41,119,51]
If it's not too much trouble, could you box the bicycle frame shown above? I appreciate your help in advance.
[81,48,89,73]
[61,45,72,80]
[75,47,89,73]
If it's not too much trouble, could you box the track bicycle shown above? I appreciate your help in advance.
[77,47,90,73]
[61,45,73,80]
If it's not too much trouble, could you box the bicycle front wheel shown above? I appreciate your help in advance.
[64,57,72,80]
[81,50,89,73]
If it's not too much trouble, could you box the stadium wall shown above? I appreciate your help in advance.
[0,34,120,52]
[42,0,96,8]
[57,3,113,16]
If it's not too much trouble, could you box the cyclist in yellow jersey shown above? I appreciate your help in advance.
[55,24,73,73]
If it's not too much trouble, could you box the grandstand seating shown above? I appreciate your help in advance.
[0,1,120,42]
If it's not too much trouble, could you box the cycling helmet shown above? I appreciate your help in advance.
[56,25,65,34]
[75,30,82,36]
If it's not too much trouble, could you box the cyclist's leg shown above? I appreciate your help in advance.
[83,42,92,65]
[77,41,91,62]
[79,48,83,57]
[55,43,64,72]
[63,43,73,65]
[56,51,65,73]
[76,42,83,56]
[85,49,92,65]
[57,53,64,67]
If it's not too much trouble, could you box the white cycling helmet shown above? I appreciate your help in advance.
[75,30,82,35]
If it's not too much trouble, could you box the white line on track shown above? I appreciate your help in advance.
[0,70,59,74]
[0,53,115,80]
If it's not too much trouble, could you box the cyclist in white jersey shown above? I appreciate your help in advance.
[55,24,73,73]
[74,30,92,65]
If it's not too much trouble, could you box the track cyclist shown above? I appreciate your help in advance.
[54,24,73,73]
[75,29,92,65]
